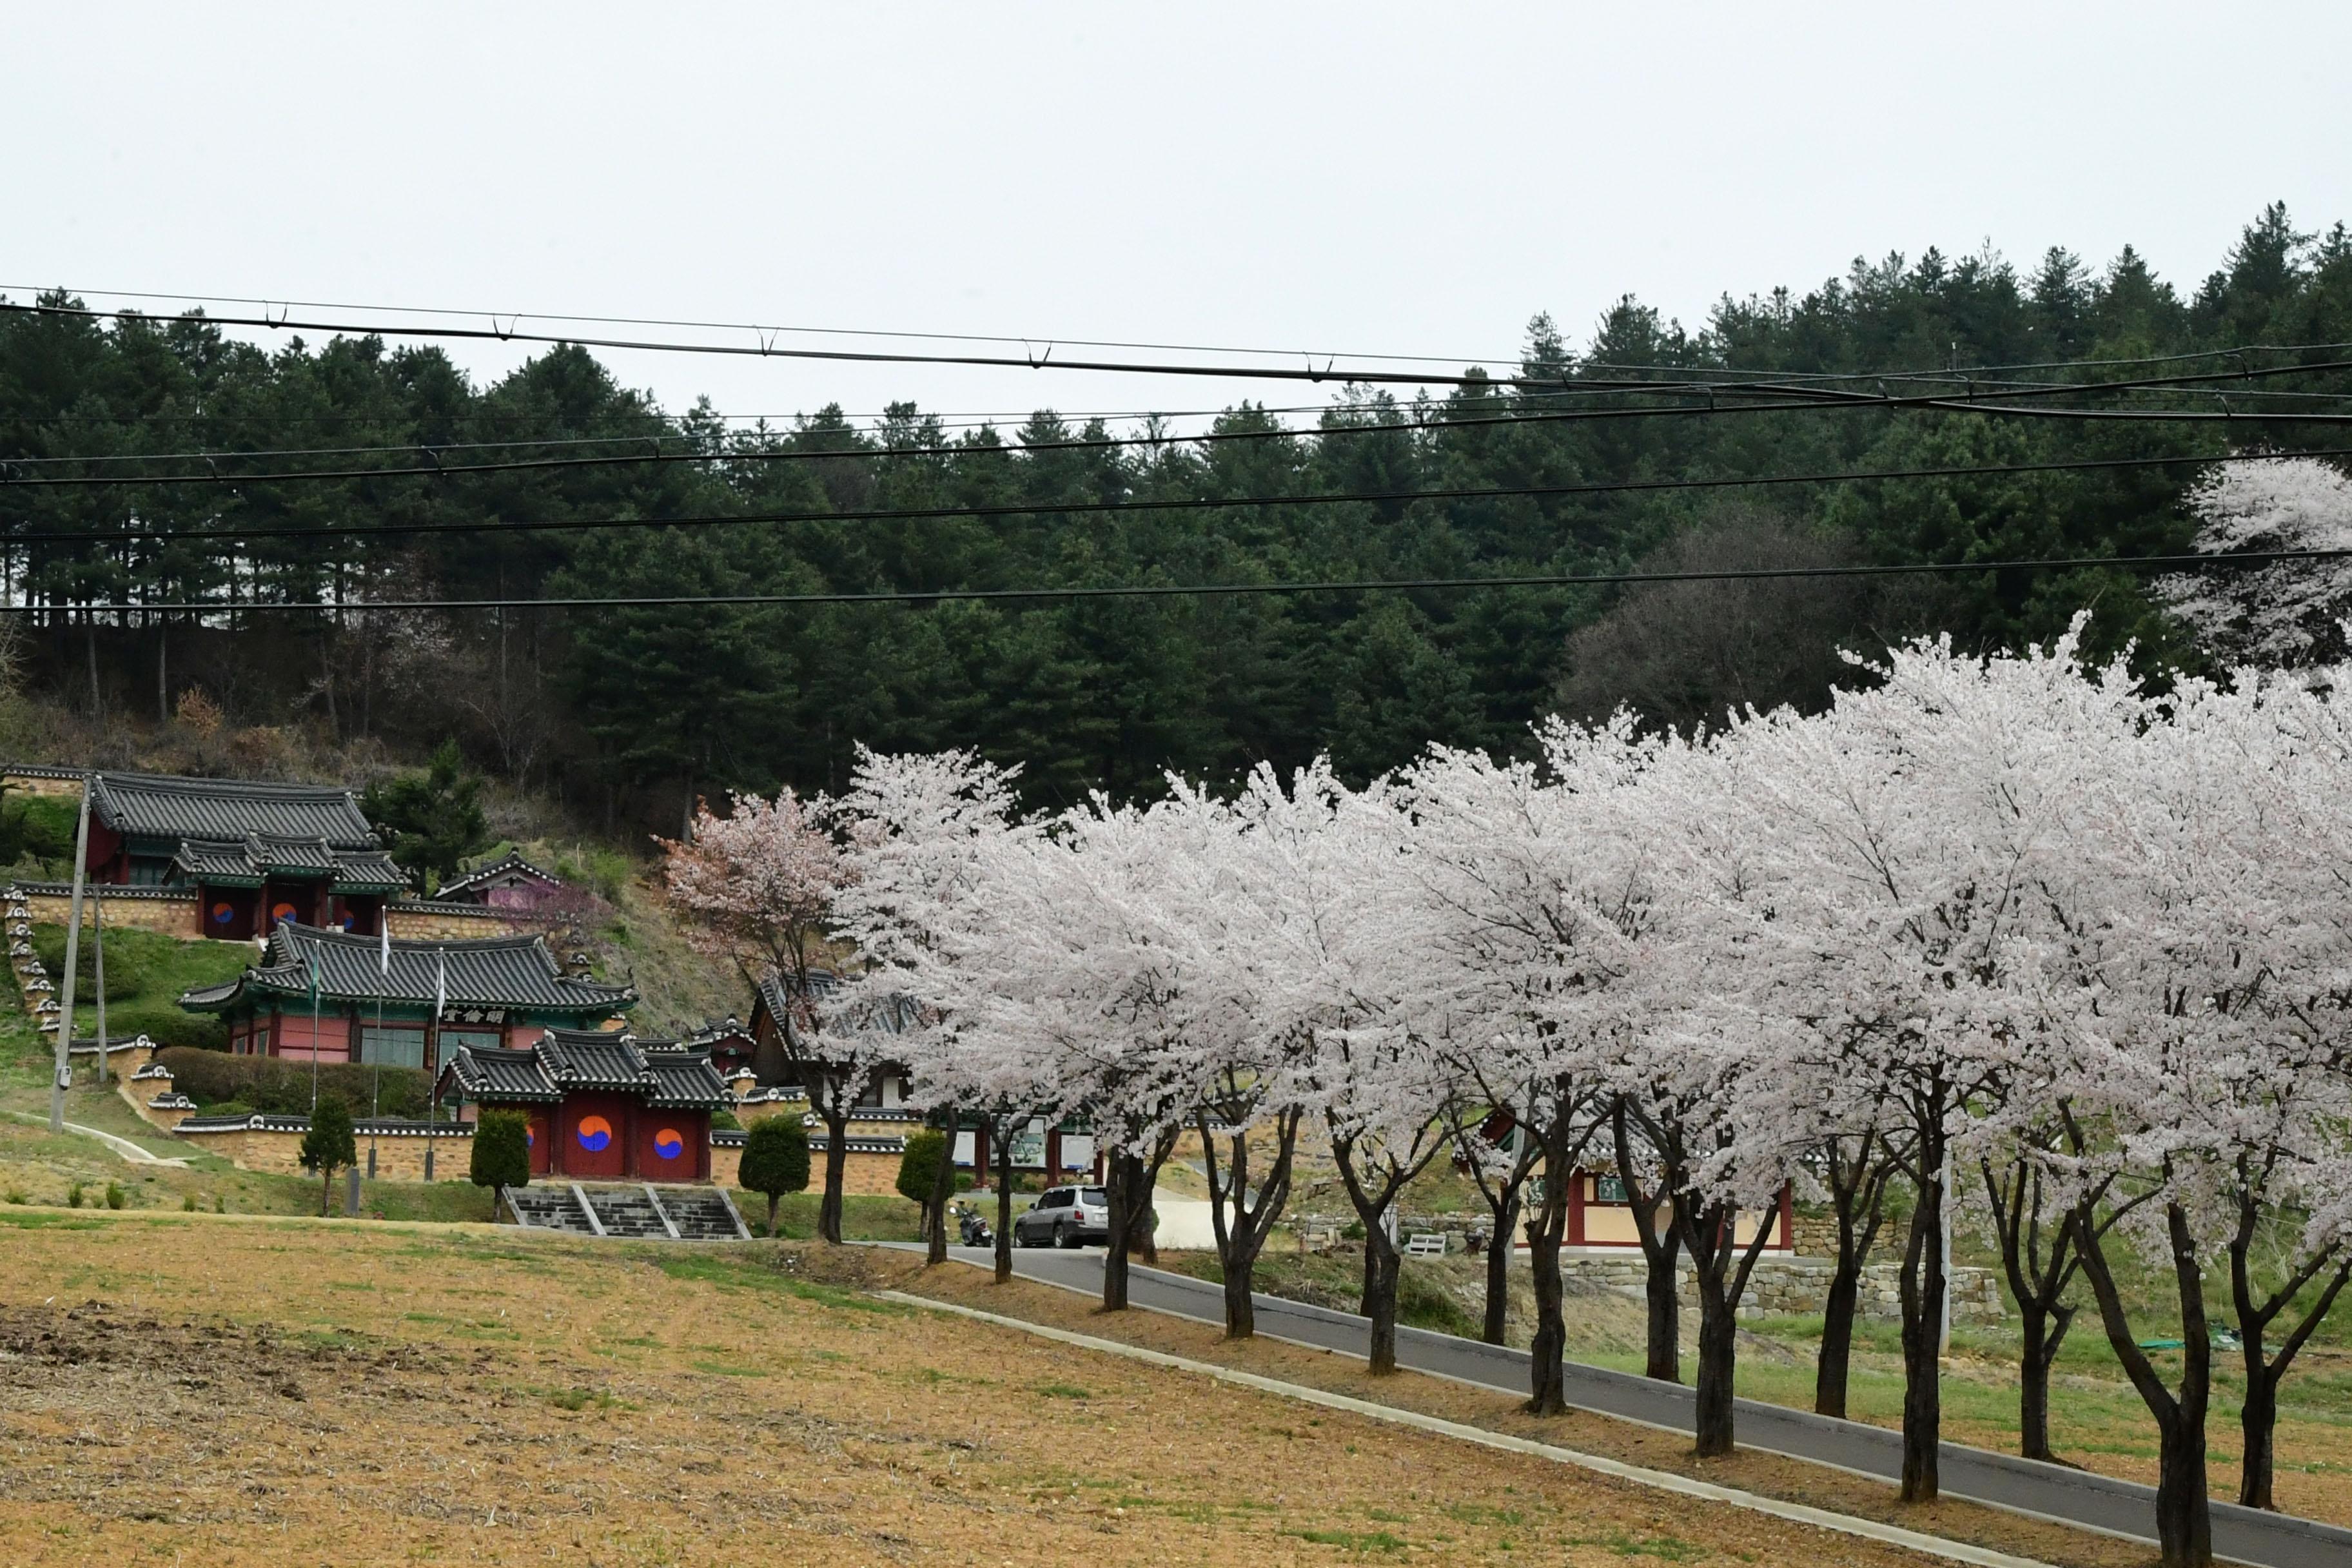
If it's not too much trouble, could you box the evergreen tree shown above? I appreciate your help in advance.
[895,1128,948,1240]
[738,1117,810,1237]
[469,1110,531,1210]
[362,740,488,888]
[299,1095,358,1218]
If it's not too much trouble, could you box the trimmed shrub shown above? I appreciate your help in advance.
[739,1117,810,1235]
[471,1110,531,1199]
[157,1047,433,1119]
[99,1001,227,1053]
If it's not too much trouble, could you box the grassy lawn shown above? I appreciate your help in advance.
[28,921,251,1050]
[0,1217,1986,1567]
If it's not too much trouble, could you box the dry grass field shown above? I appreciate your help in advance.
[0,1211,2018,1568]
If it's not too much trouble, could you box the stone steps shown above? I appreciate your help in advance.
[502,1182,746,1241]
[507,1187,596,1234]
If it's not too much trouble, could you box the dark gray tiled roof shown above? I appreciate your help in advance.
[442,1045,564,1102]
[440,1032,728,1111]
[642,1047,730,1110]
[435,850,565,899]
[171,834,409,892]
[90,771,375,847]
[177,1111,474,1137]
[179,923,634,1015]
[540,1029,657,1090]
[755,968,925,1053]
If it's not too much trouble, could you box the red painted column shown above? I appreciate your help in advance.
[1567,1167,1585,1246]
[1777,1181,1794,1250]
[1045,1128,1063,1178]
[971,1121,988,1188]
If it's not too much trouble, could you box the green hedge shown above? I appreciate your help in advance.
[157,1046,434,1119]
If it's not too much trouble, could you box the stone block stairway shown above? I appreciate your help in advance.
[503,1182,748,1241]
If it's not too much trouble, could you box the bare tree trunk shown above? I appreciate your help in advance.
[1615,1107,1683,1384]
[1816,1134,1890,1418]
[1524,1144,1571,1415]
[156,621,166,725]
[1361,1223,1403,1375]
[993,1121,1014,1284]
[2076,1200,2212,1566]
[86,616,101,719]
[1199,1108,1302,1340]
[1483,1181,1522,1345]
[1104,1150,1139,1311]
[818,1106,849,1243]
[1678,1195,1778,1460]
[1136,1153,1162,1266]
[1691,1270,1740,1456]
[320,629,338,738]
[1897,1159,1947,1503]
[925,1106,957,1268]
[2018,1301,2065,1463]
[1100,1134,1173,1312]
[1818,1261,1863,1418]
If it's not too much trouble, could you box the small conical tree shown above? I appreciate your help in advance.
[739,1117,810,1237]
[896,1128,948,1242]
[471,1110,531,1215]
[299,1096,358,1218]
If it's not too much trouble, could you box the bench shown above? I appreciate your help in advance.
[1404,1232,1448,1258]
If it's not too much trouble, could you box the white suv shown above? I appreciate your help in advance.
[1012,1185,1111,1248]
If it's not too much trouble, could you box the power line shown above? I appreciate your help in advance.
[14,444,2342,552]
[19,282,2351,389]
[11,360,2352,491]
[11,299,2352,408]
[0,283,1540,373]
[12,546,2343,616]
[10,378,2349,472]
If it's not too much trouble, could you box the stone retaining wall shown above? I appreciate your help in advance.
[383,902,527,941]
[170,1121,475,1181]
[1557,1251,2004,1324]
[16,885,200,937]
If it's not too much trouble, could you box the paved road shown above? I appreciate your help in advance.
[930,1244,2350,1568]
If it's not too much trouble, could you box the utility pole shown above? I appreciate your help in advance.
[92,888,106,1086]
[49,776,93,1132]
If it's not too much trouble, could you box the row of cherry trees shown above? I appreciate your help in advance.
[783,616,2351,1568]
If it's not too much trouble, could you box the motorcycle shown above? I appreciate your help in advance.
[954,1202,993,1248]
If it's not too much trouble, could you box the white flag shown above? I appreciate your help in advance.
[433,950,447,1018]
[379,922,391,978]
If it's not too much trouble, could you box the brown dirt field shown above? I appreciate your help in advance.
[896,1260,2179,1568]
[2,1212,1989,1568]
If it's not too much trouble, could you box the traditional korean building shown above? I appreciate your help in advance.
[76,770,407,937]
[178,922,636,1072]
[747,968,917,1104]
[436,1029,731,1181]
[433,850,571,911]
[743,969,1102,1181]
[679,1015,758,1079]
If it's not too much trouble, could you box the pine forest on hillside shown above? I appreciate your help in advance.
[4,205,2351,828]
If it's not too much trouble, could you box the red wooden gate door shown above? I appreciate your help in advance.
[557,1094,631,1180]
[635,1111,703,1182]
[526,1108,553,1177]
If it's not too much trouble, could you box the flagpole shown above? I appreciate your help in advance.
[371,919,386,1176]
[91,887,107,1088]
[308,933,322,1115]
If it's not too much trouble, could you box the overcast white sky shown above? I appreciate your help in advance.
[7,3,2349,433]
